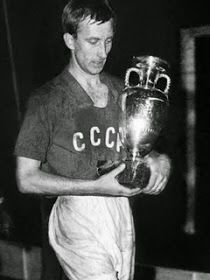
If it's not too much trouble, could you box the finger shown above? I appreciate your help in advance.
[147,176,167,195]
[118,184,142,197]
[142,170,158,193]
[126,187,142,197]
[155,177,168,194]
[109,163,125,177]
[150,175,164,193]
[143,171,164,194]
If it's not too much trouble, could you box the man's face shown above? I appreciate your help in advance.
[70,17,114,75]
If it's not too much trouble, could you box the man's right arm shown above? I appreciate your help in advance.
[16,156,142,197]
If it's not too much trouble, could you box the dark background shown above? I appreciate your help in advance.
[1,0,210,272]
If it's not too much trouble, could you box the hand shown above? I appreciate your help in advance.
[96,163,142,197]
[142,152,171,195]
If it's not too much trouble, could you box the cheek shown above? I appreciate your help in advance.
[77,46,95,61]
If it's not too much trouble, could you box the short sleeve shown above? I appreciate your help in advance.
[14,94,50,162]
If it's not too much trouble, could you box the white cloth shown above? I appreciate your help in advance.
[49,195,135,280]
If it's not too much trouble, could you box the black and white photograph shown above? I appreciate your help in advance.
[1,0,210,279]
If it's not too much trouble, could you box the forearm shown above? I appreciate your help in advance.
[17,167,98,196]
[16,157,144,197]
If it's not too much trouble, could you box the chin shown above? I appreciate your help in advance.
[89,68,103,75]
[88,63,104,74]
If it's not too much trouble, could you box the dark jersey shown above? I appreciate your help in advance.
[14,68,124,180]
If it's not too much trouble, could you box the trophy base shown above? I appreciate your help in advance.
[117,159,150,189]
[97,159,150,189]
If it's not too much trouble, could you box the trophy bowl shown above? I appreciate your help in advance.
[98,56,171,189]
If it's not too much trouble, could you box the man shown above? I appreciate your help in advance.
[15,0,171,279]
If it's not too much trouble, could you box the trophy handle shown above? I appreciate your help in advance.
[125,67,143,88]
[154,73,171,94]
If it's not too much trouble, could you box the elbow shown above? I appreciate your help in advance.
[16,177,28,194]
[15,157,41,194]
[16,171,32,194]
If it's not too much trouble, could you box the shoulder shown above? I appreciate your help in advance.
[27,70,71,111]
[103,72,124,91]
[102,72,124,102]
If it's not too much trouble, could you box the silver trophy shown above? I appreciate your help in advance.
[117,55,171,188]
[98,55,171,189]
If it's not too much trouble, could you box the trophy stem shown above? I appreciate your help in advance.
[117,152,150,189]
[130,153,143,177]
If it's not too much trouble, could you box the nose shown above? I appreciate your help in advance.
[98,42,108,59]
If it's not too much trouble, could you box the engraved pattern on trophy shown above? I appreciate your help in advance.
[117,56,171,188]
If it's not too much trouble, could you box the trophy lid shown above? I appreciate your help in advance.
[132,55,170,72]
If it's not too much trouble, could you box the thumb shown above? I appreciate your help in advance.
[109,163,125,177]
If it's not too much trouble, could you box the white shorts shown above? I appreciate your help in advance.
[49,196,135,280]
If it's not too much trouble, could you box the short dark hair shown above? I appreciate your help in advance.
[62,0,116,36]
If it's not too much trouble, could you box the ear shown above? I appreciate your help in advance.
[63,33,75,50]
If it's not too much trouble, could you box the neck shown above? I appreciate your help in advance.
[67,60,108,108]
[68,62,101,88]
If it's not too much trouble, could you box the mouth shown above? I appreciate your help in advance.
[92,60,105,67]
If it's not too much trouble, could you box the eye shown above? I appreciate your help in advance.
[87,38,98,45]
[106,38,113,44]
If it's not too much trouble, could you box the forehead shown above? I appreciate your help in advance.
[77,16,114,38]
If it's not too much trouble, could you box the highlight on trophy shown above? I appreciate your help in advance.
[118,56,171,188]
[98,55,171,189]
